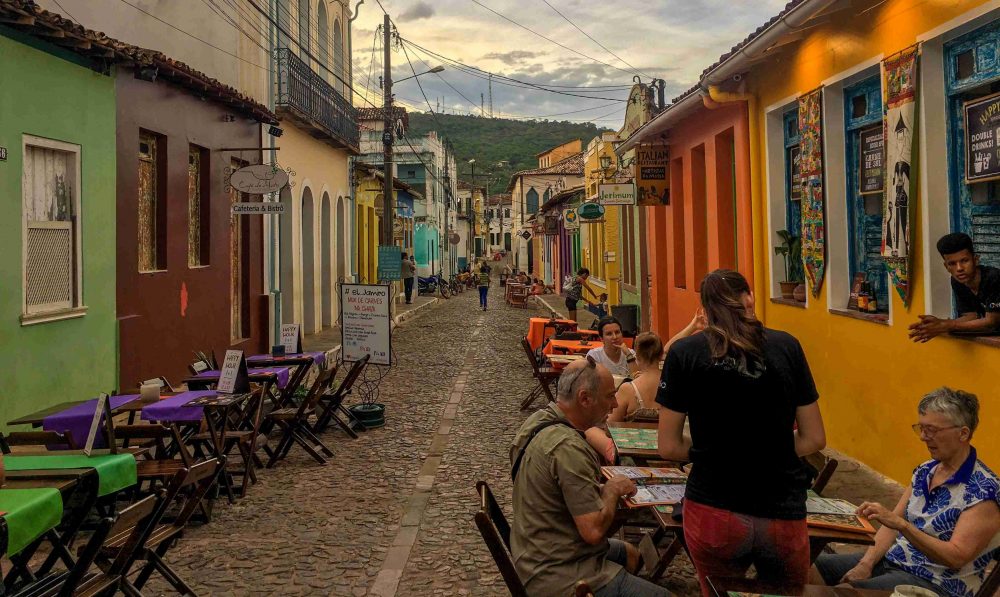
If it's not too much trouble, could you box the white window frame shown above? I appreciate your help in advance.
[21,134,86,325]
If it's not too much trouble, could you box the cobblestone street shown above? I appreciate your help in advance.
[146,284,902,596]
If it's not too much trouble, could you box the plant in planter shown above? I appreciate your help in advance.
[774,230,805,301]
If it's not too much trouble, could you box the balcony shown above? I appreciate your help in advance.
[274,48,359,154]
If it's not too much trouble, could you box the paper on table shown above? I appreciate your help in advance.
[806,496,858,515]
[628,484,685,507]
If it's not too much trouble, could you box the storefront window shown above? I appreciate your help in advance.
[783,109,802,236]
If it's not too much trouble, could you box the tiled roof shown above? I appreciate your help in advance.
[700,0,807,80]
[506,152,584,192]
[539,185,584,213]
[0,0,278,124]
[354,162,424,198]
[356,106,410,130]
[487,193,512,206]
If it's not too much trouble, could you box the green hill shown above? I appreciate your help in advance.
[405,112,611,189]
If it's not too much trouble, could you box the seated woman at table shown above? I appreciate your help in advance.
[813,387,1000,597]
[584,313,707,463]
[586,316,638,378]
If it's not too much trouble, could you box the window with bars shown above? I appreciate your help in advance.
[188,146,210,267]
[22,137,82,317]
[138,131,166,272]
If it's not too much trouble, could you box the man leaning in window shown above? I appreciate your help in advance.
[910,233,1000,342]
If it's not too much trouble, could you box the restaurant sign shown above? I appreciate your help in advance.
[964,92,1000,183]
[598,183,636,206]
[576,202,606,220]
[636,145,669,206]
[229,163,290,194]
[231,202,286,215]
[859,124,884,195]
[341,284,391,366]
[563,208,580,230]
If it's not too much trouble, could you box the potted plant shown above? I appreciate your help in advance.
[774,230,805,301]
[348,380,384,429]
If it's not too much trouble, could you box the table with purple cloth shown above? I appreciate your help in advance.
[41,394,141,449]
[247,351,326,368]
[192,366,291,389]
[140,390,218,423]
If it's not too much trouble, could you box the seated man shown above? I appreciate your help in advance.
[910,233,1000,342]
[813,387,1000,596]
[509,358,671,597]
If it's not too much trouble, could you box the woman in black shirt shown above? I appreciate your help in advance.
[655,269,827,596]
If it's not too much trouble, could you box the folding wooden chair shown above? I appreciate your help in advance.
[474,481,593,597]
[314,355,370,435]
[265,366,339,467]
[0,431,77,453]
[111,423,195,490]
[509,285,530,308]
[520,337,559,410]
[189,385,270,498]
[130,459,221,595]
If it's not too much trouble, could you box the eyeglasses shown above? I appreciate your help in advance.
[911,424,961,438]
[559,355,597,398]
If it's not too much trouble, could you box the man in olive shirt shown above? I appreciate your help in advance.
[509,358,671,596]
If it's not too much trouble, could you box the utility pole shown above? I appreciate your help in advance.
[481,93,485,117]
[488,74,493,118]
[381,13,393,247]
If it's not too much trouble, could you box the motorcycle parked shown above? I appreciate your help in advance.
[417,276,438,296]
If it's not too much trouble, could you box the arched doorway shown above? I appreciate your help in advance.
[279,186,295,324]
[321,192,332,329]
[302,188,316,333]
[336,196,347,283]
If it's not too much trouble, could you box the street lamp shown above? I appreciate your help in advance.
[600,155,613,170]
[396,65,445,83]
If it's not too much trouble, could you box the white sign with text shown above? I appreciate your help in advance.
[280,323,301,354]
[218,350,244,394]
[341,284,392,366]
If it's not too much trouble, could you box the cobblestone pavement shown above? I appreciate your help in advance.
[144,283,902,596]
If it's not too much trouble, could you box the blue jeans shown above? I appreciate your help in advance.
[594,539,672,597]
[479,286,488,308]
[814,552,948,596]
[403,277,414,302]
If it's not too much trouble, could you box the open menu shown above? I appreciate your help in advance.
[601,466,687,485]
[625,484,686,508]
[806,496,876,534]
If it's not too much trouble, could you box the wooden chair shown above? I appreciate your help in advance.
[474,481,593,597]
[189,385,270,498]
[111,423,195,489]
[265,367,339,467]
[520,337,559,410]
[977,554,1000,597]
[129,459,221,595]
[0,431,77,453]
[314,355,370,435]
[509,285,530,308]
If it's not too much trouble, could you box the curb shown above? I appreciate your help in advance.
[394,297,439,327]
[534,295,565,319]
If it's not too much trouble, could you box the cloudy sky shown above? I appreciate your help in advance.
[352,0,788,126]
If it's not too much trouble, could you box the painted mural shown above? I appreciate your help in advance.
[798,87,826,296]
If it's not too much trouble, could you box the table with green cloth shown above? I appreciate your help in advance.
[4,454,137,496]
[0,488,63,557]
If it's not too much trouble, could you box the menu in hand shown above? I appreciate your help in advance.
[601,466,687,485]
[806,496,876,534]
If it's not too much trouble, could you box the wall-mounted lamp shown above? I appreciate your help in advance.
[599,155,612,170]
[268,126,284,137]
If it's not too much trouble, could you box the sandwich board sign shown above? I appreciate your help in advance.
[280,323,302,354]
[218,350,250,394]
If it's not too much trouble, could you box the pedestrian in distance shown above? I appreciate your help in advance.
[564,268,599,322]
[401,252,416,304]
[656,269,827,597]
[476,261,490,311]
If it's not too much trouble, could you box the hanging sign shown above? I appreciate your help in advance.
[859,125,885,195]
[341,284,391,366]
[280,323,302,354]
[518,228,533,241]
[563,208,580,230]
[599,183,636,206]
[218,349,250,394]
[449,232,461,245]
[544,215,560,235]
[963,91,1000,183]
[229,163,289,194]
[636,145,670,206]
[377,245,402,281]
[576,202,605,220]
[231,202,286,215]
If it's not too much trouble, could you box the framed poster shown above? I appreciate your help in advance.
[859,124,885,195]
[963,91,1000,184]
[341,284,391,366]
[636,145,669,206]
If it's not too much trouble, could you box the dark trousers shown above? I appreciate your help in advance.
[479,286,488,308]
[404,277,414,303]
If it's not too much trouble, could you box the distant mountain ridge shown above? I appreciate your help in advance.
[405,111,611,190]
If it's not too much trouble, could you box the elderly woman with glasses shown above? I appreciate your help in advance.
[813,387,1000,597]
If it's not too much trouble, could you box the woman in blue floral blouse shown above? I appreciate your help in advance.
[813,387,1000,597]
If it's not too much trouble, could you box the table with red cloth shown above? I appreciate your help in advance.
[526,317,577,352]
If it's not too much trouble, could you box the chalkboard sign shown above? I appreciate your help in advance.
[859,125,884,195]
[964,92,1000,184]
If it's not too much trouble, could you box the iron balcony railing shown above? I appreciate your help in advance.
[274,48,359,152]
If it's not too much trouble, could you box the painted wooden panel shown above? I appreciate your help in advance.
[783,109,802,235]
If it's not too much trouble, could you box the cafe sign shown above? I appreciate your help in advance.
[859,124,884,195]
[598,183,636,206]
[964,93,1000,183]
[229,163,290,195]
[576,202,605,220]
[636,145,669,206]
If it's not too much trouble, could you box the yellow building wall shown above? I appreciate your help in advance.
[605,206,621,306]
[355,179,381,284]
[744,0,998,484]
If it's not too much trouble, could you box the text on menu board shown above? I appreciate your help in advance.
[964,93,1000,183]
[341,284,391,366]
[859,125,885,195]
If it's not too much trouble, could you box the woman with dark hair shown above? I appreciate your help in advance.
[586,316,637,378]
[565,268,598,322]
[655,269,827,596]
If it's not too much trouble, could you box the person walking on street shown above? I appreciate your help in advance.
[477,261,491,311]
[401,253,416,304]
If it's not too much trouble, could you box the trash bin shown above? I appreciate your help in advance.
[611,304,640,337]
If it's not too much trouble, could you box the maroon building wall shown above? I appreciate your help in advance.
[116,71,267,388]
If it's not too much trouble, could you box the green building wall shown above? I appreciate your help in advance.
[0,30,118,430]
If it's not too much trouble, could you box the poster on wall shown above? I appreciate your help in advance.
[963,92,1000,183]
[798,87,827,297]
[341,284,391,366]
[859,125,885,195]
[789,146,802,200]
[881,45,919,305]
[635,145,670,206]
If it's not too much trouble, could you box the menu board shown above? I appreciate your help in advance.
[859,124,885,195]
[218,349,249,394]
[789,146,802,200]
[964,92,1000,183]
[280,323,301,354]
[341,284,391,366]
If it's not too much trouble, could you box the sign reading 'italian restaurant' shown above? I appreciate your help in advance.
[964,92,1000,183]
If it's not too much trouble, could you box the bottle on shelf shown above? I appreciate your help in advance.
[867,281,879,313]
[857,281,869,312]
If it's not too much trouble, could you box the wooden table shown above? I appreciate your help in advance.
[183,392,255,503]
[707,576,891,597]
[608,421,660,461]
[527,317,577,352]
[7,401,89,427]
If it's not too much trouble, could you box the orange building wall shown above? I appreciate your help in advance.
[647,100,754,338]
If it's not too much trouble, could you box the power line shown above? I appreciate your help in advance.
[469,0,640,78]
[538,0,654,80]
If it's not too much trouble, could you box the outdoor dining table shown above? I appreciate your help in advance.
[526,317,577,352]
[38,394,142,449]
[140,390,219,424]
[184,366,291,390]
[4,452,137,497]
[0,487,63,560]
[246,352,325,405]
[607,421,659,462]
[181,392,256,503]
